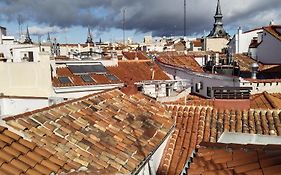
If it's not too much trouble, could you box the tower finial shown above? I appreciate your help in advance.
[86,27,94,44]
[207,0,229,38]
[23,26,33,44]
[47,32,51,42]
[215,0,222,16]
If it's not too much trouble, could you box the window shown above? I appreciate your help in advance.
[81,74,95,83]
[106,74,119,81]
[58,77,72,84]
[207,87,212,97]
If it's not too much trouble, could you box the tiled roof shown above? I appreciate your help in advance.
[5,89,174,174]
[107,60,170,83]
[0,125,71,175]
[157,105,281,175]
[122,51,149,60]
[234,54,260,72]
[263,25,281,42]
[188,142,281,175]
[251,92,281,109]
[157,54,204,72]
[53,67,122,87]
[164,94,214,106]
[192,40,202,48]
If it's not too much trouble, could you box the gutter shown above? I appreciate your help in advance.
[132,123,176,175]
[156,59,240,82]
[53,83,124,93]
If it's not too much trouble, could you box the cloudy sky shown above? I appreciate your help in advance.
[0,0,280,43]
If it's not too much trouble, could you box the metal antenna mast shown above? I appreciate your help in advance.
[184,0,187,37]
[122,8,126,45]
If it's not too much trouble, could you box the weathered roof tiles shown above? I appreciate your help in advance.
[5,89,174,175]
[157,105,281,175]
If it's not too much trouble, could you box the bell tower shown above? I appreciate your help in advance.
[208,0,229,38]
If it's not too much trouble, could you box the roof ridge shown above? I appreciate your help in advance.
[5,88,122,121]
[264,92,281,109]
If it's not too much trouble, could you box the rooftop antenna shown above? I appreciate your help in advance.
[184,0,187,37]
[122,8,126,45]
[17,15,22,39]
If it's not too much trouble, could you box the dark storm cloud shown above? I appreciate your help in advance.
[1,0,281,36]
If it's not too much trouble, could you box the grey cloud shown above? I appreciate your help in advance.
[0,0,281,37]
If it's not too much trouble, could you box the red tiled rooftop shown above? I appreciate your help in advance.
[53,67,122,87]
[164,94,214,106]
[188,142,281,175]
[5,89,174,174]
[251,92,281,109]
[157,105,281,175]
[263,25,281,42]
[0,126,70,175]
[107,60,170,83]
[122,51,149,60]
[156,54,204,72]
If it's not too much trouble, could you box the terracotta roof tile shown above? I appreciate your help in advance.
[122,51,149,60]
[157,105,281,175]
[53,67,122,88]
[6,89,174,174]
[0,126,70,175]
[263,25,281,42]
[156,53,204,72]
[251,92,281,109]
[186,142,281,175]
[107,60,170,84]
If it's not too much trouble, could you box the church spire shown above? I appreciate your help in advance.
[23,26,33,44]
[208,0,229,38]
[47,32,51,43]
[86,27,94,44]
[215,0,222,16]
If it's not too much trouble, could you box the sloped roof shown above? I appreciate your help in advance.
[251,92,281,109]
[5,89,174,174]
[188,142,281,175]
[157,54,204,72]
[157,105,281,175]
[263,25,281,42]
[107,60,170,83]
[53,67,122,87]
[122,51,149,60]
[0,126,72,175]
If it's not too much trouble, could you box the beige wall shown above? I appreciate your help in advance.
[205,38,229,52]
[0,53,53,97]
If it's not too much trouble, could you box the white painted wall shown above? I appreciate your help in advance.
[0,53,53,97]
[229,28,262,54]
[240,80,281,94]
[137,131,172,175]
[12,46,40,62]
[0,98,49,117]
[256,31,281,64]
[53,83,124,99]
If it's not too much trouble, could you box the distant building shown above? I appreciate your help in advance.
[228,27,262,54]
[204,0,229,52]
[252,25,281,64]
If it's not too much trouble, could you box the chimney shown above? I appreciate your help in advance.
[251,62,259,79]
[215,53,220,65]
[151,68,155,80]
[134,52,138,60]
